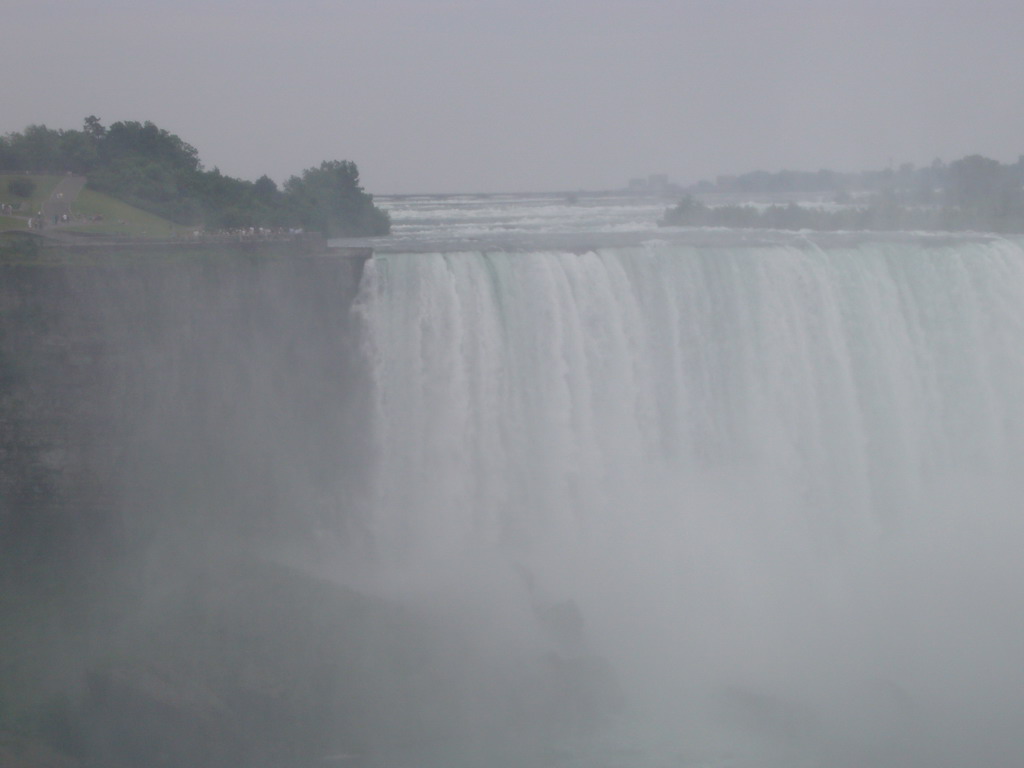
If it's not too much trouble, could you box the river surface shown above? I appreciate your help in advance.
[335,191,997,253]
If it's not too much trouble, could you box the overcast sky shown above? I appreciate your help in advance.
[4,0,1024,194]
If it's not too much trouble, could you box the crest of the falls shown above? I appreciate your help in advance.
[357,239,1024,550]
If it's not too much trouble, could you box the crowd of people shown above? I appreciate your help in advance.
[26,211,96,230]
[4,192,316,242]
[191,226,310,241]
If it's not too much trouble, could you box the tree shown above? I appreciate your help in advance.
[7,125,62,171]
[284,160,390,236]
[945,154,1005,209]
[101,121,201,174]
[59,130,99,174]
[7,177,35,198]
[253,174,279,204]
[83,115,106,141]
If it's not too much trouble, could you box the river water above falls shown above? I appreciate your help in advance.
[333,195,1024,767]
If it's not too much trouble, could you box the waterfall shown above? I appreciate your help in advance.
[353,237,1024,765]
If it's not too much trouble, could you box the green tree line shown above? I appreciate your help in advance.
[665,154,1024,233]
[0,117,390,236]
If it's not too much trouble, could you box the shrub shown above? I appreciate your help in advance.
[7,177,35,198]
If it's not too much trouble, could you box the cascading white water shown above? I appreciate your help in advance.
[352,237,1024,766]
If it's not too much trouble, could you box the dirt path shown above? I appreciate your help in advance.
[40,175,87,228]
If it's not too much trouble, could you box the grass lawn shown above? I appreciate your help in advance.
[0,215,27,231]
[0,174,62,216]
[0,174,188,238]
[67,188,189,238]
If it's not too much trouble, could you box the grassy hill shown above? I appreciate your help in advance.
[0,173,62,223]
[0,174,186,238]
[65,188,189,238]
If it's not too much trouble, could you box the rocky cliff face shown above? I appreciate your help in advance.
[1,253,372,565]
[0,253,379,767]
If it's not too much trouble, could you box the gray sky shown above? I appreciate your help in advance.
[4,0,1024,194]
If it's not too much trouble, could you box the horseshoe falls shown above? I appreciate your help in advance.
[352,233,1024,767]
